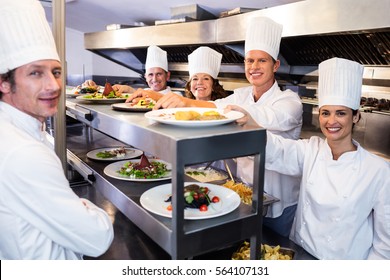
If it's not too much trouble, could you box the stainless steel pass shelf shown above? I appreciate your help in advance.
[65,99,266,259]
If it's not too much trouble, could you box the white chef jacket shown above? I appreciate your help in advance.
[214,81,303,217]
[0,102,114,260]
[266,133,390,259]
[145,86,182,96]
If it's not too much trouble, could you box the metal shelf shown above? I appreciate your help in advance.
[65,99,266,259]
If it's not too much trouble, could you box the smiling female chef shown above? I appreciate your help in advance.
[227,57,390,259]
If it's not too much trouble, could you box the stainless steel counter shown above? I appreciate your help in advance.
[65,99,267,259]
[67,122,315,260]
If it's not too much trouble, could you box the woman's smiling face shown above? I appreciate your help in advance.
[319,105,359,142]
[190,73,214,101]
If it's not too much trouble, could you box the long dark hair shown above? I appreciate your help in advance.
[184,77,227,101]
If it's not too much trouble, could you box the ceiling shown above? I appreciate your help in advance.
[42,0,302,33]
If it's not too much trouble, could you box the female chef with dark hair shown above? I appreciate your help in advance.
[227,57,390,259]
[183,46,227,101]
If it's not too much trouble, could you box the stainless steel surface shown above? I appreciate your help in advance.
[84,0,390,85]
[52,0,67,173]
[70,178,315,259]
[66,99,266,259]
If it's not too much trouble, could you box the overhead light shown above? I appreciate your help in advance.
[40,0,76,8]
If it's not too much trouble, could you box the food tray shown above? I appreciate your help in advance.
[232,241,295,260]
[185,166,228,184]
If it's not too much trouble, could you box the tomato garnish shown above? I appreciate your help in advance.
[199,204,208,211]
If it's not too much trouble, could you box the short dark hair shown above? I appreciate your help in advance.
[0,69,16,99]
[352,109,361,129]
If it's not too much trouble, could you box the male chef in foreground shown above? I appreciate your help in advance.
[0,0,114,259]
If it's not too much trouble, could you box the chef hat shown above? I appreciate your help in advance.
[318,57,363,110]
[245,16,283,60]
[0,0,60,74]
[188,47,222,79]
[145,45,168,72]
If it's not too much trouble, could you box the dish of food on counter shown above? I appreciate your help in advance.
[140,182,241,220]
[111,97,156,112]
[66,84,103,97]
[144,108,244,127]
[86,146,143,161]
[76,82,131,102]
[164,183,220,212]
[103,154,171,181]
[185,167,228,183]
[232,241,294,260]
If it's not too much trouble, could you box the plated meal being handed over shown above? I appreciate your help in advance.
[144,108,244,127]
[111,97,157,112]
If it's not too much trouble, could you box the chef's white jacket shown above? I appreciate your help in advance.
[214,81,303,217]
[0,102,114,259]
[145,86,182,95]
[266,133,390,259]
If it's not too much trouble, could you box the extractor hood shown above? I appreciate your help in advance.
[84,0,390,87]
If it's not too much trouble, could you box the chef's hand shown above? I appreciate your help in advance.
[125,88,163,104]
[154,92,188,109]
[224,105,261,128]
[112,84,135,94]
[82,80,97,88]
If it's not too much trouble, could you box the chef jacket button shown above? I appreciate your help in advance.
[335,217,340,222]
[302,221,306,226]
[300,239,304,244]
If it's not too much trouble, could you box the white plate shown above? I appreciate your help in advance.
[111,102,152,112]
[65,86,102,98]
[76,93,131,103]
[86,147,143,161]
[144,108,244,127]
[140,182,241,220]
[103,159,172,182]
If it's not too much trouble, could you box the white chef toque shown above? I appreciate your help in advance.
[245,16,283,60]
[318,57,364,110]
[0,0,60,74]
[145,45,168,72]
[188,47,222,79]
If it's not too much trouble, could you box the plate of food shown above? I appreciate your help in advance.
[144,108,244,127]
[103,155,172,182]
[140,182,241,220]
[65,84,103,98]
[111,98,156,112]
[75,81,132,103]
[76,93,131,103]
[86,146,143,161]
